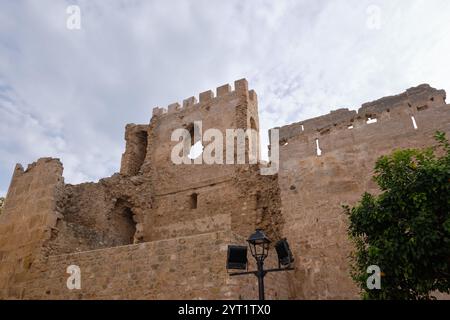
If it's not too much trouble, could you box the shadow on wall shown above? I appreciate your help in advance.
[107,199,137,246]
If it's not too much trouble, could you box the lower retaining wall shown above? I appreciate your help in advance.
[18,231,292,300]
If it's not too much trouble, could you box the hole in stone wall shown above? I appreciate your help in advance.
[320,128,330,135]
[280,138,288,146]
[411,116,418,130]
[315,138,322,156]
[187,123,195,146]
[348,125,354,129]
[301,125,304,131]
[190,193,198,209]
[366,117,378,124]
[109,199,136,246]
[186,123,203,160]
[417,105,429,112]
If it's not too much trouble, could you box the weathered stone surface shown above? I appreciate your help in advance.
[18,231,290,300]
[0,79,287,300]
[0,80,449,300]
[278,84,450,299]
[0,158,64,299]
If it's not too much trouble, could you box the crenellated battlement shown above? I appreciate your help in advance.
[2,78,450,300]
[278,84,447,143]
[151,78,257,118]
[275,84,450,301]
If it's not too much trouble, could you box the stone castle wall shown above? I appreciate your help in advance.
[0,158,64,298]
[15,231,291,300]
[137,79,273,242]
[277,84,449,299]
[0,80,449,300]
[0,79,286,300]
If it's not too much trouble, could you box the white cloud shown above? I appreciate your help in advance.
[0,0,449,192]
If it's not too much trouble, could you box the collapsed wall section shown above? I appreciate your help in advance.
[47,174,152,256]
[276,84,449,299]
[120,124,149,176]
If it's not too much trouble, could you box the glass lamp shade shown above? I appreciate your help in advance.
[247,229,271,260]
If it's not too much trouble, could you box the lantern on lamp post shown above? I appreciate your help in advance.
[226,229,295,300]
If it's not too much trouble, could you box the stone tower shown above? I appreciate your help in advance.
[0,80,449,300]
[0,79,288,300]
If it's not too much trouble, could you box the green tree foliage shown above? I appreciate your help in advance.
[344,132,450,300]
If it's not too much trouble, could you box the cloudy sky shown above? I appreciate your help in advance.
[1,0,450,196]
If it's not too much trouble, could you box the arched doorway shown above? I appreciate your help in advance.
[108,199,137,246]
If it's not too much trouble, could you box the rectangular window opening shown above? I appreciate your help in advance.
[315,138,322,157]
[411,116,418,130]
[190,193,198,209]
[366,117,378,124]
[417,105,429,112]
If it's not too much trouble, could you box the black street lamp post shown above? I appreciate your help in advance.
[226,229,295,300]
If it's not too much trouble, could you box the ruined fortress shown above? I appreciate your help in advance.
[0,79,449,299]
